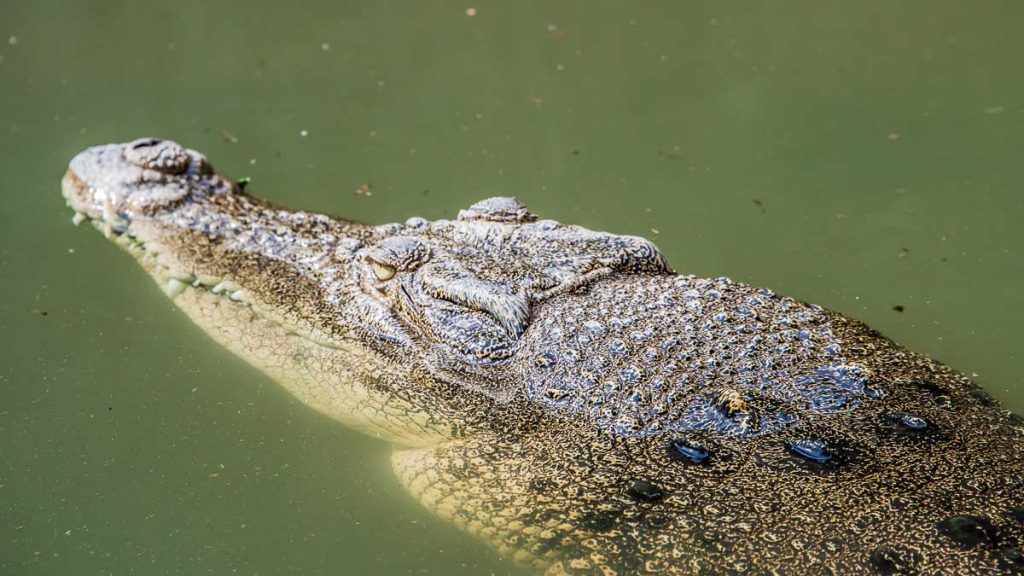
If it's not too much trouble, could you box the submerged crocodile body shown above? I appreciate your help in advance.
[62,138,1024,574]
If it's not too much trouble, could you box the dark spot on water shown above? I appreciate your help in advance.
[579,509,621,533]
[668,438,710,465]
[893,305,905,313]
[571,149,580,156]
[937,515,1000,548]
[785,439,832,463]
[628,480,664,502]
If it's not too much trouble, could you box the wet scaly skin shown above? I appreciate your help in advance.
[62,139,1024,574]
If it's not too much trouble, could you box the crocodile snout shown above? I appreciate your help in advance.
[62,138,221,234]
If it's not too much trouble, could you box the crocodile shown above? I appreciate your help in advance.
[61,138,1024,575]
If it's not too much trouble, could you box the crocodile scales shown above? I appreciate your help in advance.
[61,138,1024,574]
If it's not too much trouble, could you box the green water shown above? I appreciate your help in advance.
[2,1,1022,574]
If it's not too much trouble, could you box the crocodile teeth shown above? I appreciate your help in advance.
[100,196,129,234]
[194,274,221,287]
[165,278,188,298]
[211,280,241,294]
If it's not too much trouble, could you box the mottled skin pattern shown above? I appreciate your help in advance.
[62,139,1024,575]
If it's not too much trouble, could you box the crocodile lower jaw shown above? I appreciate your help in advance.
[72,211,345,353]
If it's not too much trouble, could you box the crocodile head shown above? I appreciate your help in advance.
[61,138,672,444]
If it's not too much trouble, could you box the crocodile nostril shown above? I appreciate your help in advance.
[124,138,190,174]
[129,137,162,150]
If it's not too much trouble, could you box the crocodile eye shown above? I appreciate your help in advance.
[363,236,430,282]
[370,259,396,281]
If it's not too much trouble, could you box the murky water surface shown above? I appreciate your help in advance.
[1,1,1022,574]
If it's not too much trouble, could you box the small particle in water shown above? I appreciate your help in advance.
[236,177,251,191]
[321,42,331,51]
[465,7,477,16]
[752,198,765,214]
[220,131,238,144]
[650,228,660,235]
[546,23,559,33]
[556,63,566,71]
[893,305,905,313]
[887,132,902,140]
[299,129,309,137]
[983,106,1005,114]
[355,183,373,197]
[8,36,17,46]
[249,158,257,165]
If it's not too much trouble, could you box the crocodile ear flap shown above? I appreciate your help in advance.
[419,264,531,340]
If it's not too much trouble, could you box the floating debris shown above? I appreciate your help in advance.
[355,183,373,197]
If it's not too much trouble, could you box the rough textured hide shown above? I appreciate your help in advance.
[62,139,1024,574]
